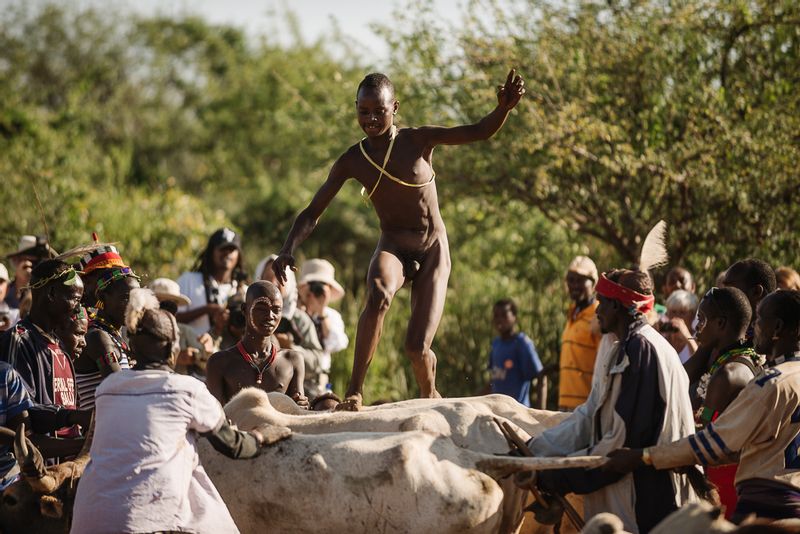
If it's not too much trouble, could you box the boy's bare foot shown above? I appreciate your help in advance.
[335,394,363,411]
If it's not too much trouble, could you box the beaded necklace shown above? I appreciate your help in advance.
[90,315,131,365]
[696,345,763,401]
[236,341,277,385]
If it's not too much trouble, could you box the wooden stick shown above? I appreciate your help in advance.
[500,421,585,531]
[493,418,549,509]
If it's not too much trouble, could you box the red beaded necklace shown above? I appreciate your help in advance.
[236,341,277,385]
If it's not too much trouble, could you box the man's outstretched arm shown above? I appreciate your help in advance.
[415,68,525,147]
[273,157,349,284]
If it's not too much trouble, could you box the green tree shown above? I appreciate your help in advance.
[382,0,800,289]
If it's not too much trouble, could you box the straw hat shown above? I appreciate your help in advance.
[148,278,192,307]
[298,259,345,302]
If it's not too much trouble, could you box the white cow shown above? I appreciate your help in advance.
[267,392,570,439]
[232,390,568,454]
[200,389,599,534]
[200,429,601,534]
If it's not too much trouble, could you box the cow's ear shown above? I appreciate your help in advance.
[39,495,63,519]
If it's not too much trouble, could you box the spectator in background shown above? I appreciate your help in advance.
[298,259,349,394]
[776,266,800,291]
[4,235,55,313]
[219,295,246,350]
[559,256,601,411]
[149,278,214,379]
[488,299,542,407]
[659,289,698,364]
[0,263,14,331]
[720,258,777,340]
[256,255,326,398]
[177,228,247,337]
[661,266,696,300]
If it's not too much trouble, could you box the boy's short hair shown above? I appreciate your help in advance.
[729,258,777,294]
[705,287,752,336]
[771,290,800,331]
[357,73,395,100]
[494,298,517,316]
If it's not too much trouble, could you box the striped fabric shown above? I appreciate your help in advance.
[75,371,103,411]
[0,361,34,481]
[0,362,33,422]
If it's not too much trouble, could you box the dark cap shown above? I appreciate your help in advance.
[208,228,241,250]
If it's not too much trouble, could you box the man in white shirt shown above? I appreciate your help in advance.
[177,228,247,335]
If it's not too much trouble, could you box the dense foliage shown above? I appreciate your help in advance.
[2,1,797,404]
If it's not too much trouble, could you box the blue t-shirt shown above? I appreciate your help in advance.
[489,332,543,407]
[0,361,34,484]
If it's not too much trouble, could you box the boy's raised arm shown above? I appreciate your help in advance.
[272,156,350,284]
[417,68,525,148]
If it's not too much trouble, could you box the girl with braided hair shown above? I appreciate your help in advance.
[71,289,282,534]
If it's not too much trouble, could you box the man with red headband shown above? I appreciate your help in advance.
[521,268,696,533]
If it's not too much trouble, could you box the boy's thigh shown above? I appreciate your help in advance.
[366,249,406,295]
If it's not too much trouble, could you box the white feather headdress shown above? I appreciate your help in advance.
[638,220,669,273]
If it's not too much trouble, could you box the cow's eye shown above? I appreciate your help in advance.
[3,494,17,506]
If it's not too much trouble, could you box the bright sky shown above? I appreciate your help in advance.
[63,0,470,64]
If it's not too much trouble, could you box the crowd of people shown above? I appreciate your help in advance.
[491,251,800,533]
[0,65,799,533]
[3,229,800,532]
[0,229,351,529]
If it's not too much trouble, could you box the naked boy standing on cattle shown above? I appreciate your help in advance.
[273,69,526,410]
[206,281,308,406]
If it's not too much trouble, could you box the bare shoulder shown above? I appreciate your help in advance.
[708,364,750,398]
[337,145,361,170]
[84,328,115,353]
[722,360,758,387]
[207,347,237,370]
[278,349,303,369]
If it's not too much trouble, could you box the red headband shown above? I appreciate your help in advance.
[596,273,655,314]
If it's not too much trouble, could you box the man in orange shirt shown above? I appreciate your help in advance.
[559,256,601,410]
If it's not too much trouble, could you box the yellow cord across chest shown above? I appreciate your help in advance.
[359,127,435,202]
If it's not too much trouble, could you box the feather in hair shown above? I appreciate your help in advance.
[639,220,669,273]
[55,242,117,263]
[125,288,160,334]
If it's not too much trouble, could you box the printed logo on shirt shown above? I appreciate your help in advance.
[504,359,514,369]
[48,343,77,409]
[490,367,507,381]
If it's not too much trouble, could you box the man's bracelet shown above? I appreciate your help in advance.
[641,448,653,466]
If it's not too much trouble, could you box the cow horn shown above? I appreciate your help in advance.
[72,413,95,471]
[14,423,57,494]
